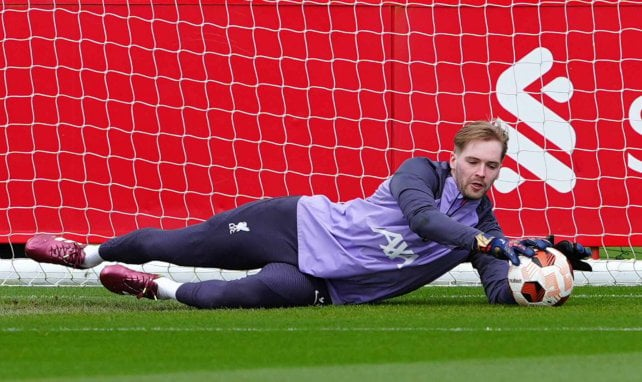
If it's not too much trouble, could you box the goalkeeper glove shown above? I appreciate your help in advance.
[515,237,553,251]
[474,233,535,266]
[553,240,593,272]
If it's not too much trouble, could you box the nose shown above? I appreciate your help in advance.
[474,164,486,178]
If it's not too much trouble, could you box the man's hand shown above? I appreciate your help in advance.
[516,237,553,251]
[553,240,593,272]
[474,234,535,266]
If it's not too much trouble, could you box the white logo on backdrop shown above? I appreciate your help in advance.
[494,47,576,193]
[628,96,642,174]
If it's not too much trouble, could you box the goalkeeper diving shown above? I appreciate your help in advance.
[24,120,591,308]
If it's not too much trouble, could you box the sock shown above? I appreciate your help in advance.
[82,244,104,268]
[155,277,182,300]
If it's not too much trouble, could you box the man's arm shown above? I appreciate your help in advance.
[468,205,516,304]
[389,157,482,249]
[469,251,516,305]
[390,157,530,265]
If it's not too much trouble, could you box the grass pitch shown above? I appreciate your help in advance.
[1,286,641,382]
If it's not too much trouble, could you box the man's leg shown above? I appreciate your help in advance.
[100,262,332,308]
[26,196,301,270]
[99,196,300,269]
[175,262,331,308]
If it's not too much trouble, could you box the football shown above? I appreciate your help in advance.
[507,247,574,306]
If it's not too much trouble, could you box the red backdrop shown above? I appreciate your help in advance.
[1,1,641,246]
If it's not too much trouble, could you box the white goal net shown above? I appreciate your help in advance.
[1,0,641,286]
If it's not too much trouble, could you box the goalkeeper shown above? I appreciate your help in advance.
[24,120,590,308]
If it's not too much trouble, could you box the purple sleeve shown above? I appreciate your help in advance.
[469,251,516,305]
[389,157,482,249]
[474,207,503,239]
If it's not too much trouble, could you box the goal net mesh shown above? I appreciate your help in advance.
[1,0,641,286]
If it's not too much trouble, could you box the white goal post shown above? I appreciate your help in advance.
[1,0,641,287]
[1,258,641,287]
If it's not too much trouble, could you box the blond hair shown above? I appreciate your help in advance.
[453,119,509,159]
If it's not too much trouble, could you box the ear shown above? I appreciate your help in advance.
[449,152,457,168]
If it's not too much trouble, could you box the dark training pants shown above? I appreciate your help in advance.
[99,197,331,308]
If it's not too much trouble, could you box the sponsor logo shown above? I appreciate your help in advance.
[628,96,642,173]
[371,227,418,269]
[495,47,576,193]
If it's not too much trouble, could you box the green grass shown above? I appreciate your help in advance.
[600,246,642,259]
[1,286,641,382]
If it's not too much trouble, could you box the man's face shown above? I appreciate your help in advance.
[449,139,503,199]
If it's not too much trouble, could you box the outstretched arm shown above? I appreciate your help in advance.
[389,157,482,249]
[469,251,516,305]
[390,157,532,265]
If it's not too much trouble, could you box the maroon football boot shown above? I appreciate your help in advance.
[99,264,160,300]
[25,234,88,269]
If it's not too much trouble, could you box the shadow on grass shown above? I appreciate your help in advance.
[370,290,490,308]
[0,285,498,317]
[0,292,192,316]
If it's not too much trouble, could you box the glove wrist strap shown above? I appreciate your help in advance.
[475,233,492,252]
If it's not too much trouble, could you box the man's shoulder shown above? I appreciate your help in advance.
[403,156,450,175]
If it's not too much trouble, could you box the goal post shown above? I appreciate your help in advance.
[1,0,641,286]
[2,257,641,287]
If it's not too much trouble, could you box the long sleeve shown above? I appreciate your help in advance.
[469,251,516,304]
[389,157,483,249]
